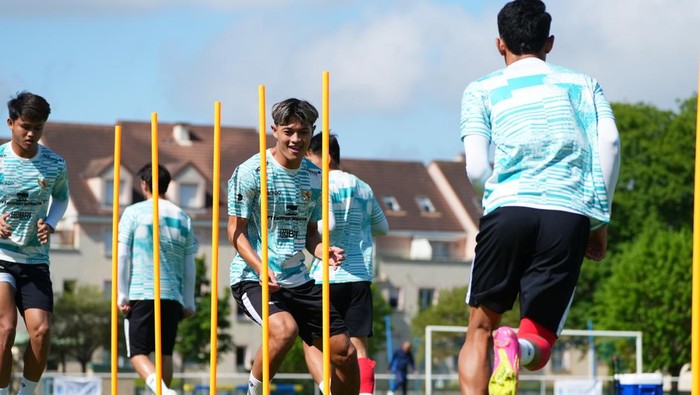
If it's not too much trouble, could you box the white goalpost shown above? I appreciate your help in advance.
[424,325,643,395]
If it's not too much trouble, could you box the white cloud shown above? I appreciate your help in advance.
[168,0,700,133]
[546,0,700,108]
[165,1,501,125]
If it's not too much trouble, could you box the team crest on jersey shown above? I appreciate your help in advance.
[300,190,311,203]
[38,178,48,190]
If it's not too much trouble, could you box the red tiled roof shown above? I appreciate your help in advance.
[430,159,483,224]
[341,159,464,233]
[37,121,468,233]
[41,121,273,221]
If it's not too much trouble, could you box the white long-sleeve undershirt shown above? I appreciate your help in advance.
[464,118,621,205]
[117,243,196,311]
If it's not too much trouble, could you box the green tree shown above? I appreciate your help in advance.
[607,97,696,246]
[52,285,111,372]
[593,222,691,391]
[567,96,697,331]
[175,256,233,371]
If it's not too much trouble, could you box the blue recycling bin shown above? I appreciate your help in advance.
[617,373,663,395]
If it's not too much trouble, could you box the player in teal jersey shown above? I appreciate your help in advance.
[0,92,69,395]
[303,133,388,395]
[457,1,621,394]
[228,98,359,395]
[118,163,198,395]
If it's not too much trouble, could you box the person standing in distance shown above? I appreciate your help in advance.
[303,133,389,395]
[388,341,416,395]
[0,91,70,395]
[228,98,360,395]
[118,163,198,395]
[458,1,621,394]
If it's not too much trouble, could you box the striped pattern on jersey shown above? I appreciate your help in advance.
[118,199,198,304]
[309,170,385,283]
[0,143,69,264]
[460,58,613,223]
[228,150,322,287]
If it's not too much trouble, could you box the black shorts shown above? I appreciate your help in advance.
[467,207,590,335]
[231,280,348,346]
[0,260,53,313]
[124,299,184,357]
[330,281,373,338]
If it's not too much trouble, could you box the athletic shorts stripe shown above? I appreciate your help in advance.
[467,206,589,335]
[241,291,263,325]
[124,319,131,357]
[231,280,348,345]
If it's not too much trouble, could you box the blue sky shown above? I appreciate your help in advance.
[1,0,699,162]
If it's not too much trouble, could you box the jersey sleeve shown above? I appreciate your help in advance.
[460,82,492,140]
[309,192,325,223]
[117,207,135,246]
[593,81,615,120]
[369,194,386,225]
[51,164,70,201]
[227,165,258,218]
[184,215,199,256]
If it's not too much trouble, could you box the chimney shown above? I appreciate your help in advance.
[173,124,192,146]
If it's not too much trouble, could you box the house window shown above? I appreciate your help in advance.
[550,342,568,372]
[51,229,75,249]
[419,288,435,311]
[431,241,450,259]
[63,279,77,295]
[104,179,126,206]
[103,280,112,300]
[103,228,113,257]
[235,346,247,371]
[387,287,402,310]
[416,196,436,213]
[104,180,115,206]
[236,304,247,319]
[179,183,199,208]
[382,196,401,212]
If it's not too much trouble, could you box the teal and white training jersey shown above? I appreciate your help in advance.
[228,150,322,287]
[460,58,614,224]
[309,170,385,284]
[118,199,198,304]
[0,143,69,264]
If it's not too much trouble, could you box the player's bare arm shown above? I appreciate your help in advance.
[228,215,280,291]
[0,213,12,239]
[37,218,53,244]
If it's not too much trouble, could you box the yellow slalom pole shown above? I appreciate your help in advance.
[210,102,222,393]
[151,113,163,395]
[692,64,700,394]
[110,125,122,395]
[321,71,331,395]
[259,85,271,395]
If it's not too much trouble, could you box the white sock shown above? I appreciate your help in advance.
[0,386,8,395]
[17,378,38,395]
[248,372,262,395]
[145,373,170,394]
[519,338,536,365]
[318,380,332,395]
